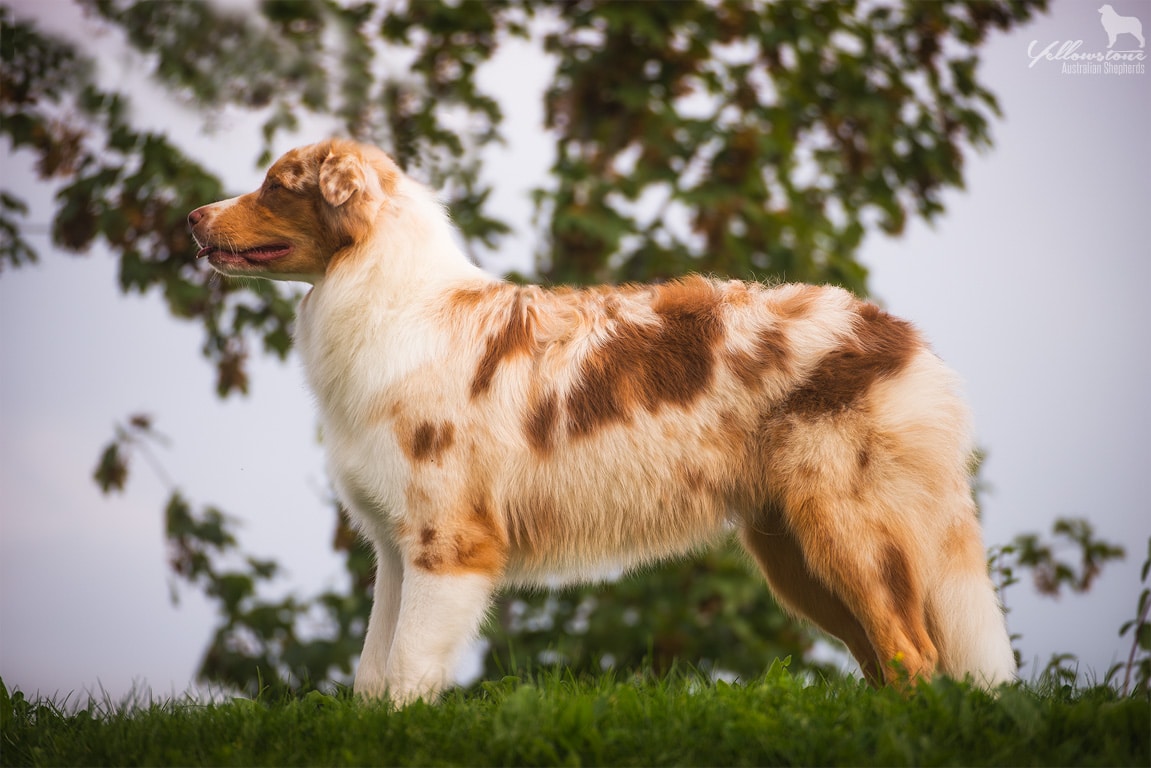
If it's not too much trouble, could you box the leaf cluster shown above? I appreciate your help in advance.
[91,416,373,698]
[1,8,299,396]
[174,493,374,700]
[1110,538,1151,696]
[988,516,1138,687]
[992,517,1126,599]
[536,0,1046,288]
[487,541,823,683]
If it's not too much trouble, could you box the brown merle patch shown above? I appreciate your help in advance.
[566,278,724,436]
[783,303,918,418]
[726,326,791,389]
[525,391,560,454]
[411,497,508,576]
[406,421,455,463]
[772,285,820,319]
[470,288,536,398]
[880,542,935,657]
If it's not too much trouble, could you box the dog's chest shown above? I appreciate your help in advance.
[293,286,471,525]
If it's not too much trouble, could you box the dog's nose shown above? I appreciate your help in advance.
[187,206,206,230]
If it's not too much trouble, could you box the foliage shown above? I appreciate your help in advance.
[537,1,1044,287]
[0,6,293,396]
[5,0,1058,696]
[3,669,1149,768]
[988,517,1127,680]
[1108,538,1151,696]
[486,541,822,682]
[990,517,1126,602]
[93,416,373,698]
[0,190,37,269]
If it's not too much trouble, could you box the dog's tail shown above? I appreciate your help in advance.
[871,351,1017,688]
[925,514,1017,688]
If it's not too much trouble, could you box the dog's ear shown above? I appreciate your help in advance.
[319,149,369,208]
[314,141,401,249]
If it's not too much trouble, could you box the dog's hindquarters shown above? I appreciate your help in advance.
[740,348,1014,687]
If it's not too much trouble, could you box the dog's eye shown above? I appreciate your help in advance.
[265,179,284,193]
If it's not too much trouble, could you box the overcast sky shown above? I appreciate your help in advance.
[1,0,1149,702]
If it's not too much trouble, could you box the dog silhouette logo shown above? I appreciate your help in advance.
[1098,4,1146,49]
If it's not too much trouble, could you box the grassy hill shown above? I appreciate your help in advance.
[3,664,1148,767]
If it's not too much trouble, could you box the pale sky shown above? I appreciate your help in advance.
[1,0,1149,701]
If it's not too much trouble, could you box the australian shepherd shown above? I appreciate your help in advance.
[189,139,1015,704]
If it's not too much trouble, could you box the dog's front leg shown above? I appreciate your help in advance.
[353,539,404,699]
[383,567,496,706]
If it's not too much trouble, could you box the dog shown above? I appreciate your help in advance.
[1099,4,1145,49]
[188,139,1016,704]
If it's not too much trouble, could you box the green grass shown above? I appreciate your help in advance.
[3,665,1148,767]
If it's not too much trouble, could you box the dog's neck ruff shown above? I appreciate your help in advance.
[295,176,492,432]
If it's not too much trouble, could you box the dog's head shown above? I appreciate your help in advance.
[188,139,400,281]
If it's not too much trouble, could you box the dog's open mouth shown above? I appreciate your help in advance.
[197,244,293,264]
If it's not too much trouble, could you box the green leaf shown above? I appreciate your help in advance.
[92,443,128,494]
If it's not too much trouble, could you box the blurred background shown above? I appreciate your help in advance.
[1,0,1148,701]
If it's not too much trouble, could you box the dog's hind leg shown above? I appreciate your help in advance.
[754,408,943,685]
[797,507,937,685]
[744,495,938,685]
[740,511,882,684]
